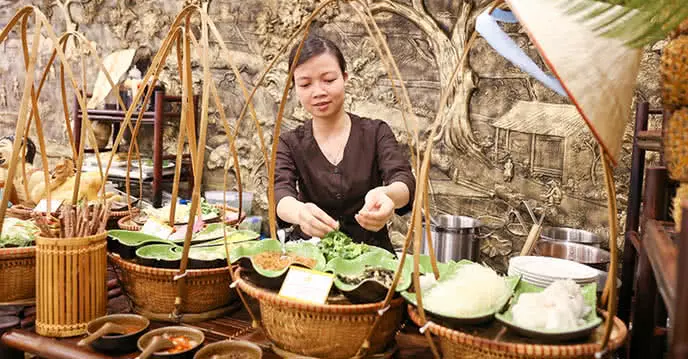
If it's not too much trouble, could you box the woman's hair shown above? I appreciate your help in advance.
[288,35,346,79]
[0,135,36,164]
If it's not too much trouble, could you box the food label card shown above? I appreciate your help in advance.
[34,199,64,213]
[278,266,334,305]
[140,218,174,239]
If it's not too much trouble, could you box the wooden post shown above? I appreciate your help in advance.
[619,102,650,326]
[645,167,670,222]
[629,167,669,359]
[671,201,688,359]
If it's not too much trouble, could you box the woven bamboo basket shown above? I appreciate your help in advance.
[235,269,405,359]
[35,231,108,337]
[109,253,237,321]
[0,246,35,303]
[107,207,139,229]
[117,214,142,231]
[408,306,626,359]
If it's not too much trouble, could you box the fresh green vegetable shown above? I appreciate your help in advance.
[200,198,220,216]
[318,230,369,262]
[0,218,40,248]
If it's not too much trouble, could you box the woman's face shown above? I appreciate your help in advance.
[293,52,347,120]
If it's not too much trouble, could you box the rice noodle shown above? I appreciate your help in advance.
[424,263,510,316]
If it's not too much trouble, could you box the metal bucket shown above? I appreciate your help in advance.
[540,227,604,247]
[533,240,610,271]
[421,215,481,263]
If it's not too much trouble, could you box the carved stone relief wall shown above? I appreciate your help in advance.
[0,0,662,271]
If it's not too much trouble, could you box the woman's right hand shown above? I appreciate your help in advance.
[298,202,339,238]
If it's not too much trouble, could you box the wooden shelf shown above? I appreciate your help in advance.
[637,130,662,152]
[73,90,199,207]
[643,219,678,322]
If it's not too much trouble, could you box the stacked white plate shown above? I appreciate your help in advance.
[508,256,598,288]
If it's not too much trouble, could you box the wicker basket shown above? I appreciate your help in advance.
[0,246,36,303]
[36,232,108,337]
[407,305,627,359]
[117,215,142,231]
[109,253,237,321]
[235,269,404,359]
[107,207,139,230]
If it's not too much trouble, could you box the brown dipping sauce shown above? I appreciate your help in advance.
[102,324,143,337]
[253,251,316,271]
[157,333,199,354]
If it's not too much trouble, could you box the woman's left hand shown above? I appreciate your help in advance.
[355,189,395,232]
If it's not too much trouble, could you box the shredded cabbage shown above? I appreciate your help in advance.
[0,218,40,248]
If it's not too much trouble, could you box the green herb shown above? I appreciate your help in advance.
[318,230,369,262]
[200,198,220,216]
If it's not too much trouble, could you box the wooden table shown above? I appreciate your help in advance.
[0,300,434,359]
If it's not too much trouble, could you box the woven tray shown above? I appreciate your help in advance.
[407,305,627,359]
[109,253,237,320]
[235,268,404,359]
[0,246,36,302]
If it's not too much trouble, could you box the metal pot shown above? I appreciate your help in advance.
[533,240,610,271]
[421,215,481,263]
[540,227,604,247]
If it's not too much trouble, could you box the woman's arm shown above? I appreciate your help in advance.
[355,122,416,232]
[274,137,338,237]
[277,196,338,237]
[372,181,410,210]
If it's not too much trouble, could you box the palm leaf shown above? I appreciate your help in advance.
[564,0,688,48]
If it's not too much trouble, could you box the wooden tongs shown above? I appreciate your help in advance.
[519,201,546,256]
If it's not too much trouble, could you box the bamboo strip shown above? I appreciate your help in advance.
[173,9,215,320]
[50,236,56,326]
[187,32,245,220]
[79,246,85,323]
[66,242,72,325]
[0,7,127,224]
[168,31,187,226]
[599,151,618,351]
[37,245,43,324]
[0,10,41,235]
[58,242,64,326]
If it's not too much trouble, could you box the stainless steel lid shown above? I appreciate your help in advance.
[427,215,481,233]
[540,226,604,245]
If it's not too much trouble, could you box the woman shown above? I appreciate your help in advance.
[274,35,415,253]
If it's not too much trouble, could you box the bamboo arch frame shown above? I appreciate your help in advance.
[0,6,146,236]
[0,1,622,358]
[238,0,621,357]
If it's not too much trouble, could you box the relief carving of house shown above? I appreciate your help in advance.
[491,101,586,183]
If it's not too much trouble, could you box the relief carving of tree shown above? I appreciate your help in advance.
[571,130,602,186]
[366,0,491,161]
